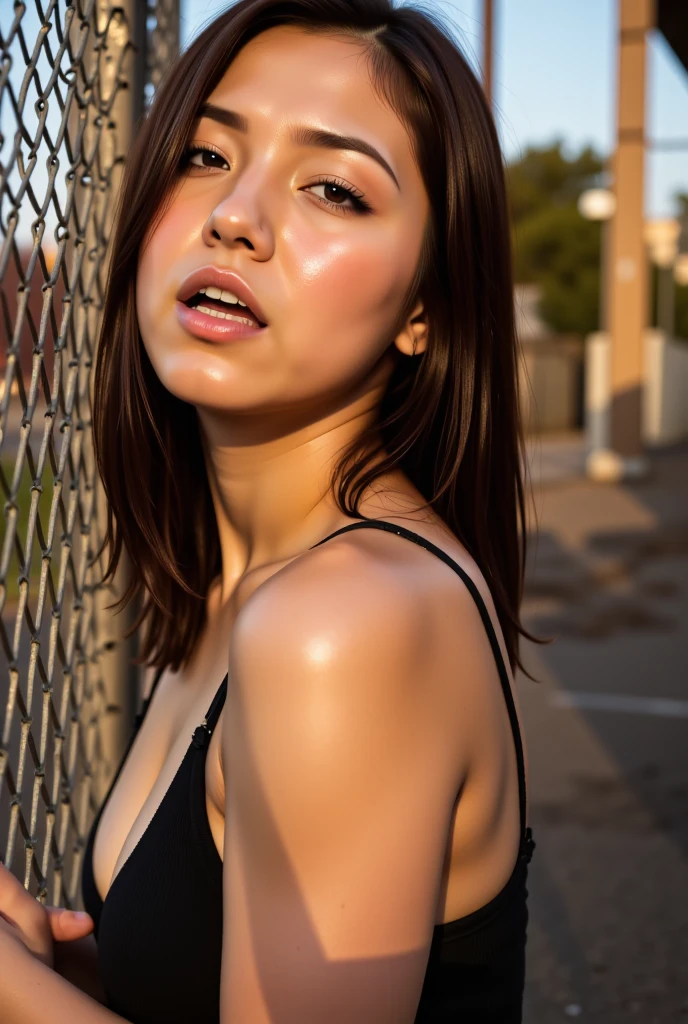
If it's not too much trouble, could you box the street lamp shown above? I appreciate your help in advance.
[578,187,617,219]
[578,186,618,482]
[578,187,617,331]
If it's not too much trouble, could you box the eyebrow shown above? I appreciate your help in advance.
[197,103,400,190]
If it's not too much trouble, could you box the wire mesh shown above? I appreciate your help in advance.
[0,0,179,909]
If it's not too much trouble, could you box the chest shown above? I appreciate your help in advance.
[91,673,228,905]
[90,563,301,905]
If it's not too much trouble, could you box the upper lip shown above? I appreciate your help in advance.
[176,266,268,325]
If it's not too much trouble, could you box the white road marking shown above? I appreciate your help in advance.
[549,691,688,719]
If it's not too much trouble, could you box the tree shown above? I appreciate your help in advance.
[505,139,606,335]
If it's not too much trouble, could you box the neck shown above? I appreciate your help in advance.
[196,384,386,605]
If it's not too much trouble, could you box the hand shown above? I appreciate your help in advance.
[0,861,94,969]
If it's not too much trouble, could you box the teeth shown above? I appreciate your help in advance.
[199,286,247,307]
[195,305,256,325]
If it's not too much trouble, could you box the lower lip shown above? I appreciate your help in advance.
[175,300,266,343]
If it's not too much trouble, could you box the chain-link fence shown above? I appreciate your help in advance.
[0,0,179,910]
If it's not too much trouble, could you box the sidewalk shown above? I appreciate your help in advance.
[518,433,688,1023]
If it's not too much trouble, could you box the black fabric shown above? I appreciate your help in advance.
[81,671,226,1023]
[81,518,534,1022]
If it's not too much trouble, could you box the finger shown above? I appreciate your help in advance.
[46,907,94,942]
[47,907,93,941]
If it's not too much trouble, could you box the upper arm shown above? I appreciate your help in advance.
[219,547,460,1024]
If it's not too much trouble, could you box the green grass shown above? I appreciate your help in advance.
[0,455,55,608]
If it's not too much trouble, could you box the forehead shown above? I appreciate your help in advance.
[204,25,418,183]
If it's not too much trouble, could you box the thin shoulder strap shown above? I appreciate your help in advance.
[191,673,230,750]
[310,519,533,857]
[203,672,229,730]
[136,666,229,749]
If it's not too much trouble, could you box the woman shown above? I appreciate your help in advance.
[0,1,540,1020]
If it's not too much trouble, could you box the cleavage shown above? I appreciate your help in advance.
[93,696,225,904]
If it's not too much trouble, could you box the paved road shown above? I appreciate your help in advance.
[518,434,688,1023]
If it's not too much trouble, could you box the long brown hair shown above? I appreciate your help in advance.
[93,0,543,678]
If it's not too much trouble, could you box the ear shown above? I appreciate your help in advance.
[393,299,428,358]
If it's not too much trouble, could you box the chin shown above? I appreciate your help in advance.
[166,374,242,408]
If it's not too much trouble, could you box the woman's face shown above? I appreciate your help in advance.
[137,25,429,423]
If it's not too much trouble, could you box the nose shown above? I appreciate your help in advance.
[201,169,275,260]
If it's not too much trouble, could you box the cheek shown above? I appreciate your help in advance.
[285,231,412,363]
[137,199,199,334]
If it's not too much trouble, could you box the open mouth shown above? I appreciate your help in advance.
[184,289,266,328]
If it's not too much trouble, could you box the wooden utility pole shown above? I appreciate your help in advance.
[483,0,493,109]
[601,0,655,478]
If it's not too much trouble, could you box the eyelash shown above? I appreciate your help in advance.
[180,144,373,215]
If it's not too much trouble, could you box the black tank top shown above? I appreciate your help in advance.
[81,519,535,1023]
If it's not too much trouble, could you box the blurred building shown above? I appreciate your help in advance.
[515,284,584,436]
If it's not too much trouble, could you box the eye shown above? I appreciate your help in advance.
[179,148,372,217]
[181,144,230,172]
[303,177,372,215]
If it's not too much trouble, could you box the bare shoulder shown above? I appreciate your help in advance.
[231,522,430,698]
[229,515,512,739]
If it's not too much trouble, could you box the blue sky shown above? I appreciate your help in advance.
[181,0,688,218]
